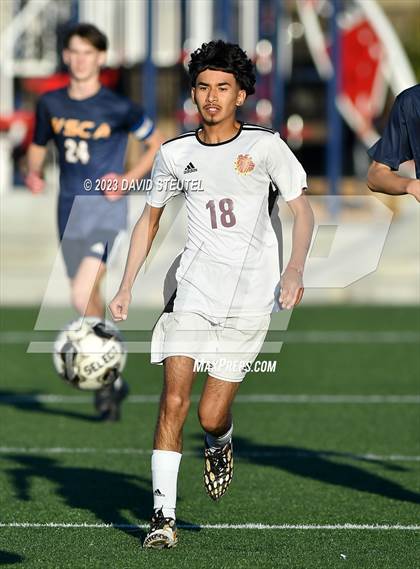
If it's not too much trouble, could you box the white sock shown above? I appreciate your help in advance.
[151,450,182,519]
[205,424,233,451]
[113,376,124,391]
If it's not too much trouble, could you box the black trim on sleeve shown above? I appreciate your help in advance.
[243,123,275,134]
[163,131,196,146]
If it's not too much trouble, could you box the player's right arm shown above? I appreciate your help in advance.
[109,145,181,321]
[25,144,47,193]
[109,204,164,321]
[25,95,53,194]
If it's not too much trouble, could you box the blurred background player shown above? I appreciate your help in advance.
[25,23,163,421]
[367,84,420,202]
[109,40,314,548]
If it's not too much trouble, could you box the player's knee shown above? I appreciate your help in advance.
[71,285,91,314]
[198,404,226,434]
[161,392,190,420]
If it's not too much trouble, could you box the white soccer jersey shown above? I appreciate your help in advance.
[147,122,307,317]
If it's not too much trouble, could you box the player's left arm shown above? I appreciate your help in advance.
[366,92,419,201]
[123,128,164,183]
[367,161,420,201]
[280,193,314,309]
[102,129,164,201]
[102,107,164,201]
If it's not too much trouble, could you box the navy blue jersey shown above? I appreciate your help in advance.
[368,84,420,179]
[33,86,154,238]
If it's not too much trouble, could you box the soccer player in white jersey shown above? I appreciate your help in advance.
[109,40,314,548]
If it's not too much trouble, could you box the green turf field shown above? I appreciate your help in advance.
[0,306,419,568]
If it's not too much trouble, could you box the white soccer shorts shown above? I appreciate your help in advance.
[150,311,271,382]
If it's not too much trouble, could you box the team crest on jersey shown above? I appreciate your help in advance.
[234,154,255,175]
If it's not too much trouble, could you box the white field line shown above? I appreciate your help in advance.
[0,447,419,462]
[1,330,420,344]
[0,522,419,531]
[1,394,419,404]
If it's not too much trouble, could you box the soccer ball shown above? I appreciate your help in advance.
[53,317,127,391]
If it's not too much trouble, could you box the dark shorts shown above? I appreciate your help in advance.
[61,230,119,278]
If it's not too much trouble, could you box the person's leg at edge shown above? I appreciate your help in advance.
[70,256,106,317]
[71,256,127,417]
[151,356,197,519]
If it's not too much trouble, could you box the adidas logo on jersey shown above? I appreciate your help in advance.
[154,489,165,497]
[184,162,197,174]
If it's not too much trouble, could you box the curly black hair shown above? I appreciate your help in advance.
[188,40,256,96]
